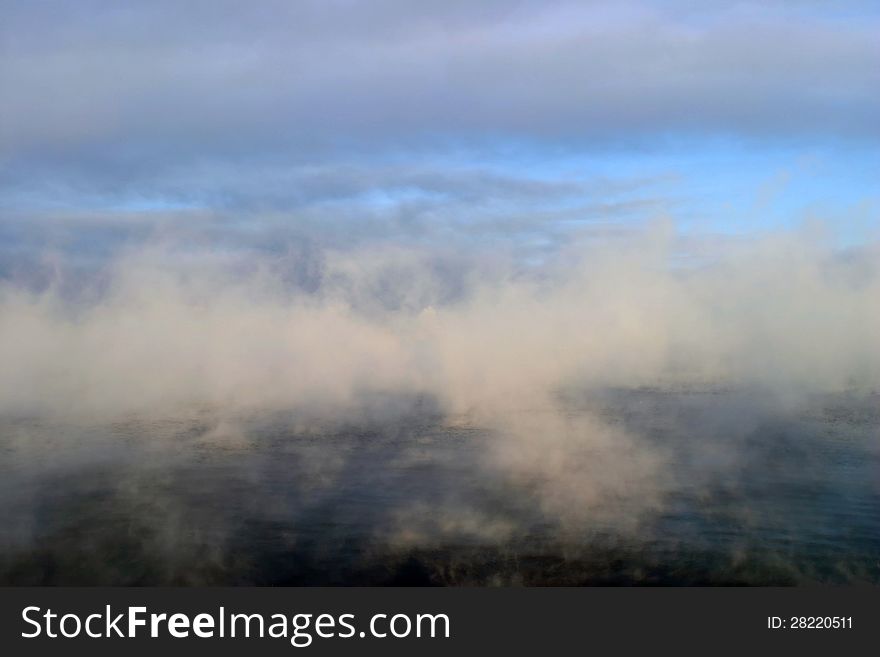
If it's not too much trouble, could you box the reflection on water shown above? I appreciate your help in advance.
[0,389,878,585]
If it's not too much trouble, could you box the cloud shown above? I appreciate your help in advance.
[1,1,878,207]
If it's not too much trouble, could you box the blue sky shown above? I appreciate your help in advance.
[1,0,878,268]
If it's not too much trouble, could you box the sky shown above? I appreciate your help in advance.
[1,0,878,259]
[0,1,878,418]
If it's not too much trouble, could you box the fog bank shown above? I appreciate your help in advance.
[1,225,876,419]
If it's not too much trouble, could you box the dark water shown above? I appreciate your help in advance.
[1,389,878,585]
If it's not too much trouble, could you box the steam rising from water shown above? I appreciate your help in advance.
[0,223,878,583]
[2,225,877,417]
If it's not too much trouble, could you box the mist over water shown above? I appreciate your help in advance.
[0,227,878,584]
[1,389,877,585]
[1,1,878,587]
[2,226,878,418]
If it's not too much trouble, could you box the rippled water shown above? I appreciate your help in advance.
[1,389,877,585]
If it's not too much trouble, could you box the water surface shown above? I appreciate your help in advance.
[1,389,877,585]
